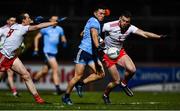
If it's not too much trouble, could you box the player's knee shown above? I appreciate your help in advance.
[99,72,105,79]
[129,67,136,74]
[22,73,31,81]
[43,67,48,73]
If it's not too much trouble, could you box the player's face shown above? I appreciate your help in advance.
[119,16,131,29]
[7,17,16,26]
[50,16,58,22]
[50,16,58,26]
[23,13,32,25]
[94,9,105,21]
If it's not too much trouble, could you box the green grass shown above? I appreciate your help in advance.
[0,90,180,110]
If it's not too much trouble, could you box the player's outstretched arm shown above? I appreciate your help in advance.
[29,22,57,31]
[135,29,166,39]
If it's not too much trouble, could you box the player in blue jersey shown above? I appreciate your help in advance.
[62,5,106,105]
[33,15,67,95]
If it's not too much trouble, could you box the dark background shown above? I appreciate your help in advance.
[0,0,180,63]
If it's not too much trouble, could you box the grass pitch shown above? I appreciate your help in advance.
[0,90,180,110]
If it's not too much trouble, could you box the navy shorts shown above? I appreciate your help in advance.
[74,49,99,65]
[43,53,57,68]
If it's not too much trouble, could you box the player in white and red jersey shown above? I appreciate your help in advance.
[0,16,20,97]
[0,12,58,104]
[102,11,167,104]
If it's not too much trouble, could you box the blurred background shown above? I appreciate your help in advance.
[0,0,180,91]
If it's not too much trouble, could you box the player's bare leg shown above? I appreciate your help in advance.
[11,58,45,104]
[48,58,64,95]
[118,55,136,84]
[83,61,105,84]
[117,55,136,96]
[75,60,105,97]
[33,65,48,82]
[62,64,85,105]
[103,65,120,104]
[48,58,60,85]
[66,64,85,94]
[7,69,19,97]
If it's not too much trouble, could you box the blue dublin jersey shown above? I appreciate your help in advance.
[79,17,101,55]
[40,26,64,54]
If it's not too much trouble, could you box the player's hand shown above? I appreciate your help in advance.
[32,50,39,56]
[34,16,44,24]
[98,45,106,52]
[97,45,106,58]
[160,34,167,38]
[57,17,67,23]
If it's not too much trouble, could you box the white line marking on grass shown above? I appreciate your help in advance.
[119,102,161,105]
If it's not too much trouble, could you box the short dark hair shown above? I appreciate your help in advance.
[121,11,132,18]
[16,12,27,23]
[93,4,106,12]
[5,15,16,21]
[6,15,16,20]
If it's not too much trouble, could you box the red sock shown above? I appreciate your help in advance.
[11,87,17,93]
[34,94,40,99]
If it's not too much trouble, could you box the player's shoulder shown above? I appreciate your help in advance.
[129,24,138,29]
[0,25,9,29]
[104,20,119,27]
[103,20,119,30]
[56,26,63,30]
[40,27,47,33]
[12,23,29,29]
[88,17,99,23]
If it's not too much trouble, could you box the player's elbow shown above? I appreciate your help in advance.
[33,26,40,30]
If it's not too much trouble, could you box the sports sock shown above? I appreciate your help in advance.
[11,87,17,94]
[33,93,41,99]
[55,85,61,92]
[32,78,38,83]
[121,80,127,87]
[104,87,111,96]
[78,81,85,86]
[65,93,70,98]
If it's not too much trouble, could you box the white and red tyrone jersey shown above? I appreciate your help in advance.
[0,25,9,47]
[0,23,29,59]
[102,20,138,50]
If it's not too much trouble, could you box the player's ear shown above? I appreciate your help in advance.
[119,17,122,22]
[94,12,97,16]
